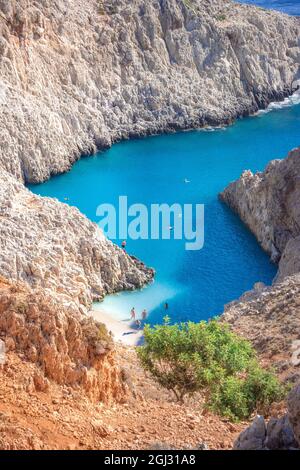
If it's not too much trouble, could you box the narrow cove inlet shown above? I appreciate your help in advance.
[29,99,300,325]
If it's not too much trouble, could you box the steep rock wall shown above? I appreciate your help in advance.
[220,147,300,451]
[0,276,127,402]
[220,147,300,279]
[0,0,298,307]
[222,273,300,383]
[0,0,298,183]
[0,168,154,311]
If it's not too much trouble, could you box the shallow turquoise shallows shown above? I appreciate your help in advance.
[29,100,300,324]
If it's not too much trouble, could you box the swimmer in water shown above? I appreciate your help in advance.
[142,309,147,321]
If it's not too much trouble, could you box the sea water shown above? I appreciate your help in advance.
[29,93,300,324]
[238,0,300,15]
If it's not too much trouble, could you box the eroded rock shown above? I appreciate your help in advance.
[234,385,300,450]
[220,147,300,278]
[288,384,300,446]
[234,416,266,450]
[0,277,128,402]
[0,168,154,311]
[0,0,298,184]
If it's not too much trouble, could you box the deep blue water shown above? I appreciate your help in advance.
[29,97,300,324]
[238,0,300,15]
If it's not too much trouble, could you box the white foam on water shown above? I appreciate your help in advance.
[198,84,300,128]
[256,86,300,116]
[198,125,227,133]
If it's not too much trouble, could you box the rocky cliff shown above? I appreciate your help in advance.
[0,0,300,449]
[0,0,296,320]
[0,0,297,306]
[220,146,300,279]
[0,276,127,403]
[0,0,299,183]
[221,147,300,450]
[234,385,300,450]
[222,274,300,384]
[0,167,153,311]
[0,279,245,451]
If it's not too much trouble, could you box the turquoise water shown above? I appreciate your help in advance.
[29,98,300,324]
[238,0,300,15]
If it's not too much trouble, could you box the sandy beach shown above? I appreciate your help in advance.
[92,308,144,346]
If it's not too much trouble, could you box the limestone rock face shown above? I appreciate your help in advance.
[0,0,298,313]
[277,236,300,282]
[234,385,300,450]
[288,384,300,445]
[0,168,154,311]
[234,416,267,450]
[220,147,300,278]
[0,0,298,183]
[221,147,300,450]
[0,276,127,402]
[222,274,300,382]
[234,414,299,450]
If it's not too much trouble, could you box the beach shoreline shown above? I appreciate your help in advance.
[92,308,144,347]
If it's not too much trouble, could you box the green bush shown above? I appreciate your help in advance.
[209,363,286,421]
[216,14,226,21]
[209,375,250,421]
[137,318,286,420]
[243,363,286,413]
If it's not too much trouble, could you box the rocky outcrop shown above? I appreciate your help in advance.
[234,414,299,450]
[287,384,300,445]
[0,276,127,402]
[220,145,300,388]
[0,168,153,311]
[222,274,300,383]
[0,0,298,310]
[220,147,300,278]
[277,235,300,283]
[234,385,300,450]
[0,0,299,447]
[220,146,300,450]
[0,0,298,183]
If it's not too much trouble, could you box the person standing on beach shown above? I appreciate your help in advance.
[130,307,136,320]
